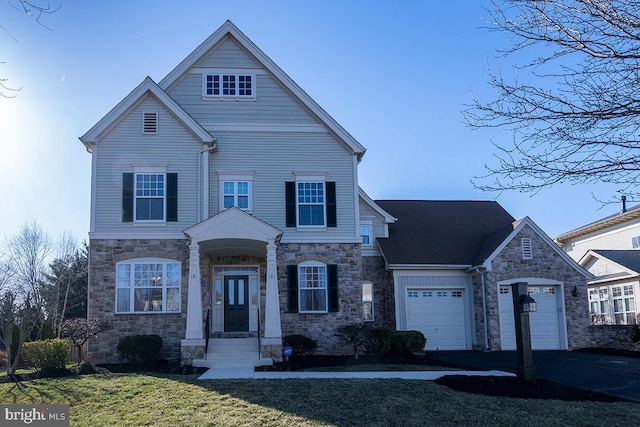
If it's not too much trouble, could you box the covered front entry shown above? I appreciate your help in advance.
[181,207,284,366]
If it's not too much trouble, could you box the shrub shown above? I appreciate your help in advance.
[117,335,163,365]
[364,327,392,355]
[22,339,69,371]
[390,330,427,354]
[632,325,640,343]
[283,334,317,356]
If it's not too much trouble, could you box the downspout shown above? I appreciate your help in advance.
[197,144,217,222]
[480,269,489,351]
[469,265,489,351]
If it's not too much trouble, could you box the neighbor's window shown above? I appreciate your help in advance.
[204,74,254,97]
[135,173,165,221]
[297,182,325,226]
[362,281,374,321]
[298,261,327,313]
[116,259,181,313]
[633,236,640,249]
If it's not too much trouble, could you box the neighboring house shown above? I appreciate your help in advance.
[80,21,591,368]
[556,201,640,325]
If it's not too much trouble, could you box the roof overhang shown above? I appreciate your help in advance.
[387,264,472,271]
[79,77,215,152]
[556,206,640,243]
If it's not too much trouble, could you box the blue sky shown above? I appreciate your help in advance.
[0,0,627,244]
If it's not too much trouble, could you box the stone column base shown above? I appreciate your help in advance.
[181,339,206,366]
[260,342,283,362]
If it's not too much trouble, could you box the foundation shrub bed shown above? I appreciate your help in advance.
[390,331,426,354]
[117,335,163,365]
[283,334,317,356]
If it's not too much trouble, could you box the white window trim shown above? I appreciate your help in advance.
[142,111,158,134]
[218,173,254,212]
[133,167,167,223]
[202,73,256,100]
[360,221,373,247]
[294,174,327,229]
[115,258,181,314]
[298,261,328,314]
[363,281,374,322]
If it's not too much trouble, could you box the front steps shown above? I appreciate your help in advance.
[192,337,272,369]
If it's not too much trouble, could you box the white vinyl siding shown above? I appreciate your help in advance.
[167,39,317,126]
[562,218,640,262]
[209,132,358,242]
[92,96,201,235]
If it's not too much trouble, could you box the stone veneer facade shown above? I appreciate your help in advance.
[88,239,189,364]
[88,239,391,364]
[471,225,590,351]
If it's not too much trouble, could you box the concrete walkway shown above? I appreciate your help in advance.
[198,367,514,380]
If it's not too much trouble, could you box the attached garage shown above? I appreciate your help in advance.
[394,273,473,351]
[406,288,467,350]
[499,283,567,350]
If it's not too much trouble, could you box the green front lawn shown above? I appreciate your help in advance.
[0,373,638,426]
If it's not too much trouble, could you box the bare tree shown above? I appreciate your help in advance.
[1,0,59,97]
[464,0,640,196]
[0,291,39,376]
[4,221,52,328]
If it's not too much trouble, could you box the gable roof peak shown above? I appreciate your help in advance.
[158,20,366,159]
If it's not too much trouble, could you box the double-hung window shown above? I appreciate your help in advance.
[297,181,325,226]
[298,262,327,313]
[204,74,254,98]
[116,259,181,313]
[122,171,177,223]
[360,223,372,246]
[135,173,165,221]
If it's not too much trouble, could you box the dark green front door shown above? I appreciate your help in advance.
[224,276,249,332]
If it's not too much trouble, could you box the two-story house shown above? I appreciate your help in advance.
[556,199,640,325]
[80,21,591,368]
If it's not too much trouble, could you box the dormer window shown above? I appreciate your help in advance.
[203,74,254,98]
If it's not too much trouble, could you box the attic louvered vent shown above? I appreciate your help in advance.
[522,238,533,260]
[143,112,158,134]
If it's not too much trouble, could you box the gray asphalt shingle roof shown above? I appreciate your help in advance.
[591,250,640,273]
[375,200,516,266]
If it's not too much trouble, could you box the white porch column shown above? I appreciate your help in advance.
[263,238,282,340]
[185,241,204,340]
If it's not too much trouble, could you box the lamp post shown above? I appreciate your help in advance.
[511,282,536,382]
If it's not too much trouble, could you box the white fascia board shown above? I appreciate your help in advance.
[588,274,639,285]
[79,77,215,146]
[158,20,366,159]
[480,217,593,279]
[358,187,397,225]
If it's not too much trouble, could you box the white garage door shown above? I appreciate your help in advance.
[499,285,562,350]
[405,289,467,350]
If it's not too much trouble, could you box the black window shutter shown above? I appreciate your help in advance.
[287,265,299,313]
[328,264,339,312]
[326,181,337,227]
[285,182,296,227]
[166,173,178,222]
[122,173,134,222]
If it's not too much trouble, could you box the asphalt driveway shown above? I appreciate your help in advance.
[427,350,640,403]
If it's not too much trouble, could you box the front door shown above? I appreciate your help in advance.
[224,276,249,332]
